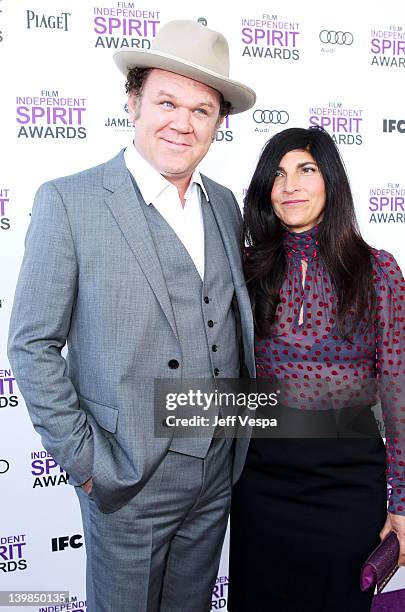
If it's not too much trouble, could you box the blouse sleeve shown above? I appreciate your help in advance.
[374,250,405,515]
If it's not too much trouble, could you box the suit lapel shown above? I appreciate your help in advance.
[103,151,178,340]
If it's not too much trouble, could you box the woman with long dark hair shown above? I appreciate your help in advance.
[229,127,405,611]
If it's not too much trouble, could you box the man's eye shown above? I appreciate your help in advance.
[275,170,284,177]
[303,166,316,173]
[195,108,207,115]
[161,101,174,108]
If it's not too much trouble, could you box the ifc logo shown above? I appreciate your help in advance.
[51,534,83,552]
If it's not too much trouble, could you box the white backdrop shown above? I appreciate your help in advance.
[1,1,405,610]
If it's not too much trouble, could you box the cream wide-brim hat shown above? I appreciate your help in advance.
[113,20,256,115]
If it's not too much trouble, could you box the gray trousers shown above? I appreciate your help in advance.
[75,436,233,612]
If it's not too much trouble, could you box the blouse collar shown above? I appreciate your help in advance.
[283,225,320,260]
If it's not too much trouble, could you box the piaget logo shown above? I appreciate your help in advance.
[241,13,300,60]
[26,10,71,31]
[93,2,160,49]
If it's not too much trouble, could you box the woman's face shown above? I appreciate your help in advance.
[270,149,326,233]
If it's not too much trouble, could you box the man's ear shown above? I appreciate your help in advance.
[127,93,139,125]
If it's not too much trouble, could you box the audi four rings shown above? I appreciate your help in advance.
[319,30,354,45]
[253,110,289,125]
[0,459,9,474]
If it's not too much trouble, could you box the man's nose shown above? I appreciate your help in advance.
[170,108,193,133]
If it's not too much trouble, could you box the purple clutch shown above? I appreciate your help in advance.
[360,532,400,594]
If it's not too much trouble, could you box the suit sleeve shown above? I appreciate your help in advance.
[7,181,93,486]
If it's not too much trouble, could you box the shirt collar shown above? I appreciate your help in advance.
[124,138,209,205]
[283,225,320,261]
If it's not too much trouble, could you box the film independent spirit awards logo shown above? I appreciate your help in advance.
[0,188,11,231]
[370,24,405,68]
[93,3,160,49]
[241,12,300,60]
[0,368,18,409]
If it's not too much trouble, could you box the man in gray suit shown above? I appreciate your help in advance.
[8,20,255,612]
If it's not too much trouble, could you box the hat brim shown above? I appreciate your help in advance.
[114,49,256,115]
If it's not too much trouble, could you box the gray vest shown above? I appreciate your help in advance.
[134,179,240,457]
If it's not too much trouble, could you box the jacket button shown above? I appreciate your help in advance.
[212,345,218,352]
[168,359,179,369]
[214,368,220,376]
[204,296,210,304]
[208,320,214,328]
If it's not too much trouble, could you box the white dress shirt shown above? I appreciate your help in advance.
[124,140,209,280]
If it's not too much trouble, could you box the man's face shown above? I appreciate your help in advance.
[128,69,222,183]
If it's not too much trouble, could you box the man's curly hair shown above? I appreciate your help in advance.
[125,67,232,118]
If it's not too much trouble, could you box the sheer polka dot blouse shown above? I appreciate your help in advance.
[255,226,405,515]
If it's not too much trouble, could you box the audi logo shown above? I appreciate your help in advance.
[0,459,9,474]
[319,30,354,45]
[253,110,289,125]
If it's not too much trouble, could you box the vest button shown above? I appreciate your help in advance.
[168,359,179,369]
[204,296,210,304]
[214,368,220,376]
[208,320,214,328]
[212,345,218,352]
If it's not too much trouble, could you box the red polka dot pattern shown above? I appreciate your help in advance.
[254,227,405,515]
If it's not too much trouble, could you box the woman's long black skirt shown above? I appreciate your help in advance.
[229,432,387,612]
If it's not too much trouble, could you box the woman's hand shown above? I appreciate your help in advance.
[379,513,405,566]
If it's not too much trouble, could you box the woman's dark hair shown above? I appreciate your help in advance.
[243,126,375,338]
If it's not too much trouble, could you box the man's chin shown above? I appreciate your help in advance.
[160,167,194,180]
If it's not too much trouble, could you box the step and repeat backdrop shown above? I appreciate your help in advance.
[1,1,405,610]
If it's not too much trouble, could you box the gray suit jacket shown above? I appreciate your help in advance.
[8,150,255,513]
